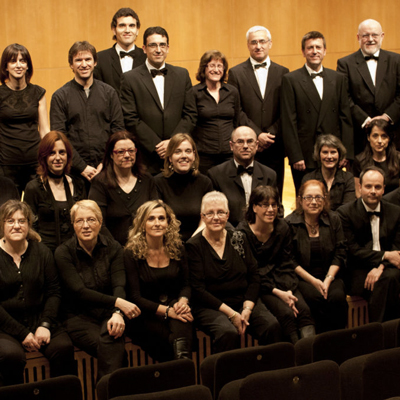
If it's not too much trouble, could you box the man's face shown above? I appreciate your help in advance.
[70,51,96,81]
[230,127,258,165]
[247,30,272,63]
[357,20,384,56]
[302,38,326,71]
[113,16,139,50]
[143,34,169,69]
[359,170,385,209]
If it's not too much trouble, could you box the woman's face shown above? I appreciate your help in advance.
[368,126,389,155]
[6,52,28,81]
[253,198,278,225]
[169,140,195,174]
[3,210,28,243]
[73,208,101,245]
[201,200,229,233]
[145,207,168,239]
[47,140,68,176]
[205,58,224,84]
[111,139,136,170]
[301,184,325,217]
[320,145,339,170]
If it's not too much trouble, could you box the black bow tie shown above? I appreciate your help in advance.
[254,62,267,69]
[368,211,381,217]
[150,68,168,78]
[365,55,379,61]
[311,71,324,79]
[237,165,254,176]
[120,51,135,59]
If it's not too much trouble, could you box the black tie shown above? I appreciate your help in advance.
[368,211,381,217]
[311,71,324,79]
[151,68,168,78]
[254,62,267,69]
[120,51,135,59]
[365,55,379,61]
[237,165,254,176]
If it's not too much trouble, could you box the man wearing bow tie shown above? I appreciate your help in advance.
[208,126,277,227]
[337,166,400,322]
[281,31,353,193]
[228,26,289,197]
[94,8,146,95]
[120,26,195,174]
[337,19,400,154]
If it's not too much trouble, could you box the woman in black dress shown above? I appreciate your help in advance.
[285,180,348,333]
[353,119,400,196]
[89,131,157,245]
[24,131,86,252]
[237,186,315,343]
[0,200,75,386]
[0,44,49,194]
[124,200,193,361]
[154,133,212,241]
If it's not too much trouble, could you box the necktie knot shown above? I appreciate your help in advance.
[254,62,267,69]
[365,55,379,61]
[151,68,168,78]
[120,51,135,59]
[368,211,381,217]
[237,165,254,176]
[311,71,324,79]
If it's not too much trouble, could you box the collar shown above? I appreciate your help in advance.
[115,42,136,55]
[305,63,324,76]
[197,81,229,92]
[250,56,271,68]
[74,233,108,252]
[146,59,166,73]
[360,49,380,58]
[287,211,330,227]
[72,78,94,91]
[361,198,381,213]
[234,159,255,169]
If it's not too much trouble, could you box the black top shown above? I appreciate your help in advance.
[55,234,125,320]
[50,79,124,173]
[0,176,19,206]
[0,83,45,166]
[186,229,260,310]
[285,211,347,277]
[24,176,86,252]
[302,168,355,211]
[190,82,241,154]
[124,249,191,316]
[89,174,158,245]
[0,241,60,342]
[353,153,400,195]
[154,171,213,241]
[237,219,298,295]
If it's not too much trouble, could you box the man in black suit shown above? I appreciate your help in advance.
[208,126,276,227]
[94,8,146,95]
[337,19,400,154]
[337,166,400,322]
[281,31,353,193]
[120,26,195,174]
[228,26,289,197]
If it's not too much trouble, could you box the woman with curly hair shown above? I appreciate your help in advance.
[186,191,280,353]
[124,200,193,361]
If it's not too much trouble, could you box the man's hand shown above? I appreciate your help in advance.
[34,326,51,347]
[107,312,125,338]
[293,160,306,171]
[81,165,98,181]
[22,332,41,352]
[155,140,170,159]
[383,251,400,268]
[258,132,275,151]
[364,265,384,291]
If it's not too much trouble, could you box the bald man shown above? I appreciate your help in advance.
[337,19,400,153]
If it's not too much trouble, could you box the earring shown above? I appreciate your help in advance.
[169,163,174,172]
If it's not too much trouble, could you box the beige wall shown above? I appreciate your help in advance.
[1,0,399,111]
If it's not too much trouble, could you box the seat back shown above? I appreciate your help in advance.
[239,360,340,400]
[0,375,82,400]
[383,318,400,349]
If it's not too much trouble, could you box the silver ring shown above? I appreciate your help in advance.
[132,313,135,317]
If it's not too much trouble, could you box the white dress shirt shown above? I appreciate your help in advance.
[115,43,135,73]
[305,64,323,99]
[234,160,254,206]
[250,56,270,99]
[362,199,381,251]
[146,59,165,108]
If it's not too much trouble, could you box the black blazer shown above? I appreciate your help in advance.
[337,198,400,271]
[207,159,277,227]
[94,45,146,95]
[281,66,354,168]
[337,49,400,152]
[120,63,196,173]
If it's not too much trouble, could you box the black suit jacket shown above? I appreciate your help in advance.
[337,198,400,271]
[94,44,146,95]
[281,66,354,168]
[383,187,400,206]
[337,49,400,153]
[120,63,195,173]
[207,159,277,227]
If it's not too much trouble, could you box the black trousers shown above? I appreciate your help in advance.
[0,164,37,196]
[198,152,232,175]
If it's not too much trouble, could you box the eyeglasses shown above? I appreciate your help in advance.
[202,211,228,219]
[74,218,98,227]
[231,139,257,147]
[147,42,168,50]
[113,148,137,157]
[361,33,381,40]
[302,195,325,203]
[5,218,27,226]
[257,203,278,210]
[249,39,270,46]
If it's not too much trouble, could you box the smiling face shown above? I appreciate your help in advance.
[205,58,224,85]
[253,198,278,225]
[143,33,169,69]
[113,16,139,51]
[145,206,168,239]
[360,170,385,209]
[111,139,136,171]
[6,51,28,82]
[169,139,195,174]
[70,51,96,83]
[302,38,326,71]
[368,126,389,156]
[73,208,101,246]
[3,210,28,243]
[301,183,325,217]
[320,145,339,170]
[357,20,384,56]
[247,30,272,63]
[47,140,68,176]
[201,200,229,233]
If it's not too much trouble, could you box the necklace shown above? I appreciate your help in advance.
[305,221,319,235]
